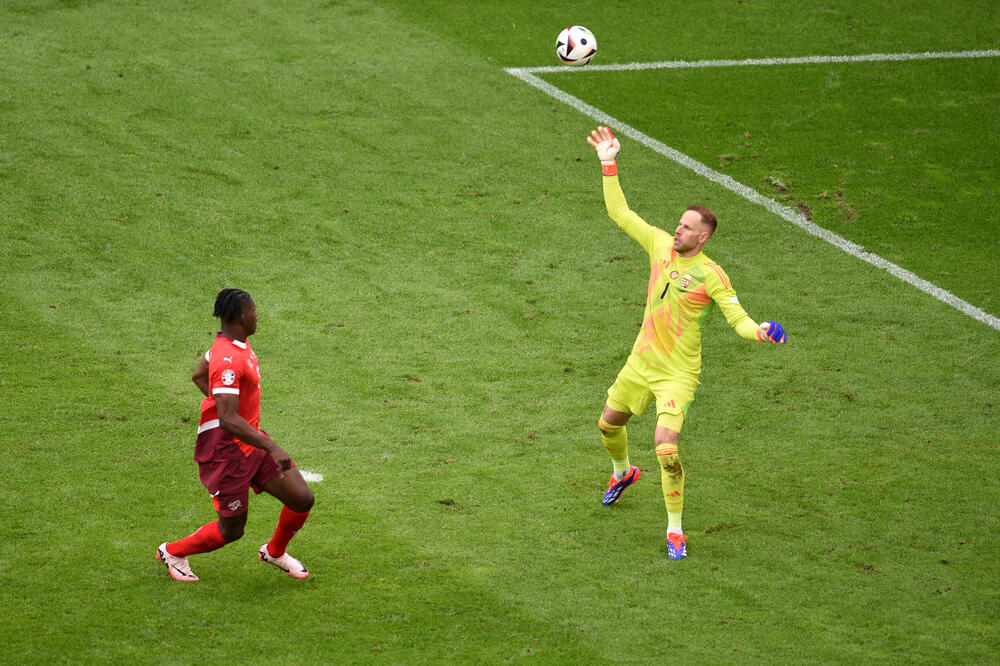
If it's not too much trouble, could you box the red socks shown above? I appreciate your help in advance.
[266,507,310,557]
[166,507,310,559]
[167,520,228,557]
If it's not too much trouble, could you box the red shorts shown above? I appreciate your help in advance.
[194,427,285,517]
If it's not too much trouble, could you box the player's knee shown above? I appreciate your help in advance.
[218,522,245,543]
[287,487,315,513]
[655,444,683,479]
[598,415,623,435]
[300,488,315,512]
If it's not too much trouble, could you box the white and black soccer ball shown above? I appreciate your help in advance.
[555,25,597,67]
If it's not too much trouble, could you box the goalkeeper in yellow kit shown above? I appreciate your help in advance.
[586,126,787,560]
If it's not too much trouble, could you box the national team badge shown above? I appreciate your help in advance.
[221,369,236,385]
[670,270,679,279]
[681,275,691,289]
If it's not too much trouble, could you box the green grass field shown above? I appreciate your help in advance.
[2,1,998,662]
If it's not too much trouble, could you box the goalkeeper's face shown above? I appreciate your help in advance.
[672,210,712,256]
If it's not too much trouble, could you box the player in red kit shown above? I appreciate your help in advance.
[157,288,315,581]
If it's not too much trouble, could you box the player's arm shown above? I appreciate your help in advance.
[717,296,786,343]
[192,356,210,397]
[214,393,292,472]
[715,291,762,341]
[706,267,787,343]
[586,126,657,253]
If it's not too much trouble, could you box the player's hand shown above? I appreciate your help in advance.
[587,126,620,161]
[267,443,293,477]
[757,321,787,344]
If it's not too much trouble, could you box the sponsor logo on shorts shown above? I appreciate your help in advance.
[221,369,236,385]
[227,499,243,511]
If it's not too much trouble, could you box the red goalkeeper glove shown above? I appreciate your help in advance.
[586,125,620,176]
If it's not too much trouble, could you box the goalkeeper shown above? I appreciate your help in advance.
[586,125,787,560]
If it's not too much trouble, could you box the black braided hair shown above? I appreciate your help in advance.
[213,288,252,323]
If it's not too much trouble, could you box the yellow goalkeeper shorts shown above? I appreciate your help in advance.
[605,353,699,432]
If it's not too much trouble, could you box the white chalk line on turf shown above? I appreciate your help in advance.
[504,52,1000,333]
[517,49,1000,74]
[300,470,324,482]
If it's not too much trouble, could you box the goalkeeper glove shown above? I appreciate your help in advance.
[586,125,620,176]
[757,321,787,344]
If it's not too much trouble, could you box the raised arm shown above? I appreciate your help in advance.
[586,125,659,253]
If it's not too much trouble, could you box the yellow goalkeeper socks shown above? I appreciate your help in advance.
[655,443,685,515]
[598,416,629,479]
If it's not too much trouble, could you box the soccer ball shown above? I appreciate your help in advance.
[555,26,597,67]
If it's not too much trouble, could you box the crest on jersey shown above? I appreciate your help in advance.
[670,270,679,279]
[221,369,236,385]
[681,275,691,289]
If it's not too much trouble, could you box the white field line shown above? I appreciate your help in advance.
[518,49,1000,74]
[505,52,1000,333]
[300,470,324,482]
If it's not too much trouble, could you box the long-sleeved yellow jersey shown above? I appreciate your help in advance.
[603,174,761,379]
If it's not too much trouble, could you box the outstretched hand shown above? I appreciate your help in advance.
[757,321,787,344]
[586,125,620,162]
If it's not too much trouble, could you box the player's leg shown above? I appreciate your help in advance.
[261,466,314,515]
[600,404,643,505]
[654,425,687,560]
[654,426,684,524]
[157,455,251,581]
[600,403,640,504]
[600,403,632,477]
[254,446,315,555]
[258,468,314,578]
[652,377,697,559]
[600,357,653,505]
[217,511,248,542]
[157,492,247,582]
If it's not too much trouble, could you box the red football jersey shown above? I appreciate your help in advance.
[198,334,262,456]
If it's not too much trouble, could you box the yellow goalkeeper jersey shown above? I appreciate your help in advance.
[603,175,760,379]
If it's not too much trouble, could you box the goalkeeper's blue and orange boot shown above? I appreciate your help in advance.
[666,531,688,560]
[602,465,641,505]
